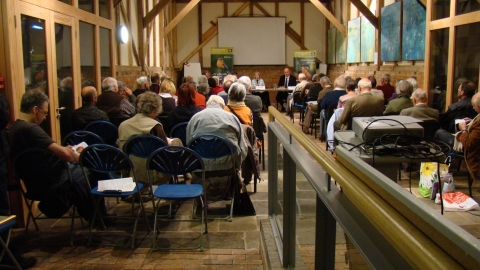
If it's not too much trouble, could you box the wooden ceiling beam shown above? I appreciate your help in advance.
[178,28,218,68]
[350,0,378,28]
[309,0,346,37]
[164,0,201,37]
[119,2,140,66]
[143,0,171,27]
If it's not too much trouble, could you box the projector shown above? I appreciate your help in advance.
[352,116,424,142]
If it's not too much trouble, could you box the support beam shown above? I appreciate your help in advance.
[143,0,171,27]
[350,0,378,28]
[164,0,201,37]
[310,0,346,37]
[178,28,218,68]
[119,2,140,66]
[417,0,426,7]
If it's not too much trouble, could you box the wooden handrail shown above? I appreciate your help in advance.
[267,106,463,269]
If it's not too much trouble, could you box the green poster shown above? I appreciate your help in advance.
[211,47,234,80]
[293,50,316,80]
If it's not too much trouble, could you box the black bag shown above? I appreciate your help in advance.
[233,185,256,216]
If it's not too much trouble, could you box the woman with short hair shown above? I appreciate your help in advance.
[166,83,202,134]
[224,82,253,126]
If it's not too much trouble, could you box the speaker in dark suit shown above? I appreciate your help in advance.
[276,68,297,111]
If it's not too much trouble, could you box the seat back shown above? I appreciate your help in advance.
[418,120,441,139]
[147,146,205,176]
[62,130,105,146]
[292,91,303,106]
[123,134,167,158]
[187,134,236,159]
[79,144,133,173]
[84,120,118,146]
[13,148,70,198]
[170,122,188,146]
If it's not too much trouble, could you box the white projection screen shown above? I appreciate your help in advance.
[218,17,286,65]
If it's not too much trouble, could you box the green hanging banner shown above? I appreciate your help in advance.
[211,47,234,82]
[293,50,316,80]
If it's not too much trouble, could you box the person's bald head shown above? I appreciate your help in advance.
[412,88,428,104]
[81,86,98,104]
[357,78,372,93]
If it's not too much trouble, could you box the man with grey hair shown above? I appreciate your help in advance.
[237,77,266,136]
[286,73,308,113]
[97,77,136,125]
[218,74,237,102]
[336,77,384,130]
[301,75,333,131]
[72,86,110,130]
[132,76,150,97]
[384,80,414,115]
[400,88,439,121]
[377,73,395,101]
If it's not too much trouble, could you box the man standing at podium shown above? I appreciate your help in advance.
[276,67,297,112]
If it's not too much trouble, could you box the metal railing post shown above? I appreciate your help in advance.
[283,148,297,268]
[268,126,278,217]
[315,195,336,270]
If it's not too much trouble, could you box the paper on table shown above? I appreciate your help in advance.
[307,101,317,105]
[255,85,265,90]
[287,86,295,90]
[97,177,135,192]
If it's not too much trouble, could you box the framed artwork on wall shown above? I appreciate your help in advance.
[336,26,346,64]
[328,27,336,64]
[402,0,426,60]
[381,2,401,61]
[361,16,375,62]
[347,17,361,63]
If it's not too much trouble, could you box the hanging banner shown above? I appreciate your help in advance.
[293,50,316,80]
[211,47,234,82]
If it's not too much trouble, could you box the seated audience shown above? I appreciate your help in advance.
[336,78,384,130]
[186,96,247,201]
[72,86,109,131]
[368,76,384,100]
[9,90,98,221]
[302,76,333,130]
[132,76,150,97]
[118,81,136,105]
[218,74,237,103]
[306,74,323,101]
[150,73,161,94]
[97,77,136,125]
[119,92,180,184]
[456,92,480,182]
[167,83,202,134]
[208,77,224,95]
[286,73,308,113]
[239,76,267,135]
[224,82,253,126]
[197,81,210,100]
[377,73,395,102]
[158,78,177,117]
[383,80,414,115]
[338,78,358,108]
[400,88,439,121]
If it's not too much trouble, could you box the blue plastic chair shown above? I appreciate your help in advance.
[12,148,80,246]
[0,215,21,269]
[79,144,150,248]
[290,91,304,123]
[187,134,237,221]
[123,134,168,209]
[146,146,207,250]
[62,130,104,146]
[84,120,118,146]
[170,122,188,146]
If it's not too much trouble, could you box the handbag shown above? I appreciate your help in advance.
[232,172,256,216]
[419,162,449,198]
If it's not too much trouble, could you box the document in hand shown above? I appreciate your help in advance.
[97,177,136,192]
[72,142,88,154]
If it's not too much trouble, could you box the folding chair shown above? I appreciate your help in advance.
[0,216,21,270]
[62,130,104,146]
[170,122,188,146]
[290,92,304,123]
[188,134,237,221]
[123,134,168,209]
[84,120,118,146]
[79,144,150,248]
[147,146,207,250]
[12,149,81,246]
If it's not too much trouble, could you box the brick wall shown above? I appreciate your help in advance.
[115,66,167,89]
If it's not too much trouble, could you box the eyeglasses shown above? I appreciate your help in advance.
[37,107,48,118]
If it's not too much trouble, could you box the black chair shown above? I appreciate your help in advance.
[290,92,304,123]
[84,120,118,146]
[252,114,266,171]
[0,215,22,269]
[62,130,104,146]
[147,146,207,250]
[122,134,168,209]
[12,148,81,246]
[319,109,327,142]
[188,134,237,221]
[170,122,188,146]
[418,120,441,139]
[79,144,150,248]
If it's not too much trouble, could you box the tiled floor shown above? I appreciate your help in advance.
[8,111,480,270]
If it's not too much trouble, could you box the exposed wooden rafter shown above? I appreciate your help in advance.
[119,3,140,66]
[350,0,378,28]
[143,0,171,27]
[309,0,346,37]
[164,0,201,37]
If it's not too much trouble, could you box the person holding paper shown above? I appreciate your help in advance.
[276,67,297,112]
[8,89,98,221]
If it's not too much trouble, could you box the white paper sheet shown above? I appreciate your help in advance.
[97,177,135,192]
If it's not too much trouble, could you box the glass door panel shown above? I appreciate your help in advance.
[100,27,112,80]
[55,23,74,142]
[21,15,51,136]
